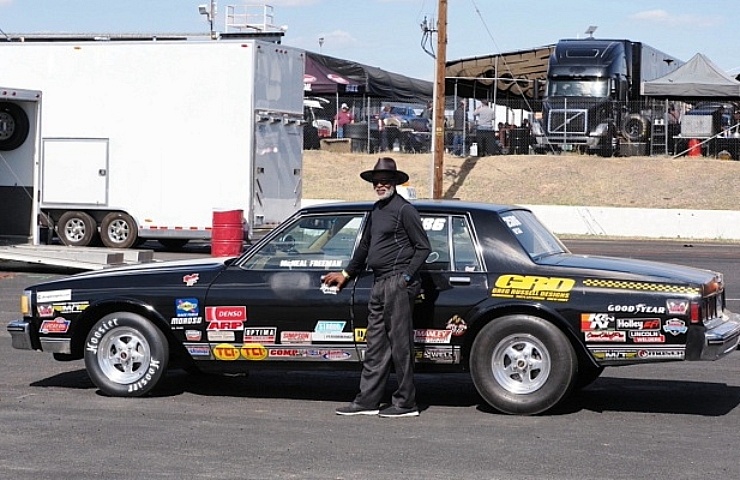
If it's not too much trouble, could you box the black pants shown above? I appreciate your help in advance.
[354,272,420,409]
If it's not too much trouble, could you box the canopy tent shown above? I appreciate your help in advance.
[304,51,432,101]
[445,45,554,103]
[642,53,740,99]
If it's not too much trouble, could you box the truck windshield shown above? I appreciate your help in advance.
[548,80,608,98]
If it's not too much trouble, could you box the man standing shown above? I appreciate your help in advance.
[452,100,467,156]
[323,157,430,418]
[333,103,354,138]
[474,100,495,156]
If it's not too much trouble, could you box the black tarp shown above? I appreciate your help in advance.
[642,53,740,99]
[305,51,432,101]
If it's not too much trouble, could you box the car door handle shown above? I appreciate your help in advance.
[449,276,471,285]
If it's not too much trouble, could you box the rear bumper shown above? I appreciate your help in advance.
[688,310,740,361]
[7,319,71,354]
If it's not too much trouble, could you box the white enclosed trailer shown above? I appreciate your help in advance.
[0,39,304,249]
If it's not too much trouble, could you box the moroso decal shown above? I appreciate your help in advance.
[584,279,699,294]
[492,275,575,302]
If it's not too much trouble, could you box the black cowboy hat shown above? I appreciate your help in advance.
[359,157,409,184]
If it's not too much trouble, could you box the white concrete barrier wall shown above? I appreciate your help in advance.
[303,199,740,241]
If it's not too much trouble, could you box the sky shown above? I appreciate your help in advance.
[0,0,738,82]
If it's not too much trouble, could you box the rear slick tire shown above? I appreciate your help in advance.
[470,315,577,415]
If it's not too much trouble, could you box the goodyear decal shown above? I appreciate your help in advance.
[492,275,575,303]
[583,279,699,294]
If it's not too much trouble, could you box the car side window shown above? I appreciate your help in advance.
[451,216,482,272]
[421,216,450,271]
[241,214,365,270]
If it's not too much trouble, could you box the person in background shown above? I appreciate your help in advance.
[333,103,354,139]
[474,100,495,156]
[421,100,433,120]
[452,100,467,156]
[324,157,430,418]
[378,105,393,151]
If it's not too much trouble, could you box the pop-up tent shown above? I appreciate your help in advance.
[304,51,432,101]
[642,53,740,99]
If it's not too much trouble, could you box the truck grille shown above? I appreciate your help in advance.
[548,109,588,135]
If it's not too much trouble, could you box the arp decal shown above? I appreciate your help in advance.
[492,275,575,303]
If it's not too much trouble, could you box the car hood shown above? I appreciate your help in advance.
[538,253,717,285]
[29,257,233,291]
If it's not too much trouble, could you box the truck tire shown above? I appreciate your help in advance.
[84,312,169,397]
[100,212,138,249]
[0,101,30,151]
[470,315,577,415]
[57,211,98,247]
[622,114,649,142]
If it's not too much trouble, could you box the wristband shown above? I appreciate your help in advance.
[341,270,350,279]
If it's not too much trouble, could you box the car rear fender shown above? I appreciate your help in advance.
[462,300,597,370]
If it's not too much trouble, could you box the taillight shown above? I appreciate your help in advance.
[689,301,701,324]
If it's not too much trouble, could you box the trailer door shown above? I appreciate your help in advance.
[41,138,109,206]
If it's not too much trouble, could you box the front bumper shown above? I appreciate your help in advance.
[7,319,71,354]
[688,310,740,361]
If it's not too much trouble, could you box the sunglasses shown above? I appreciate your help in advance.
[372,178,394,186]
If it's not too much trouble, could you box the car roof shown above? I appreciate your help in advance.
[300,199,526,215]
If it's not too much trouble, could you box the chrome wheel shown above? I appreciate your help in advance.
[491,333,551,395]
[96,326,151,385]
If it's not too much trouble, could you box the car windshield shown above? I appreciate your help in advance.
[548,80,608,98]
[500,210,568,260]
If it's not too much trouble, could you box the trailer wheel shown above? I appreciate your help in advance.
[0,102,30,151]
[57,211,98,247]
[622,114,649,142]
[100,212,138,249]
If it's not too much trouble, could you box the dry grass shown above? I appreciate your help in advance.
[303,150,740,210]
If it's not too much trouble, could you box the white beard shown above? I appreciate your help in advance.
[377,185,395,200]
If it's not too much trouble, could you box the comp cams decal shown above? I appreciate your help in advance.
[492,275,575,303]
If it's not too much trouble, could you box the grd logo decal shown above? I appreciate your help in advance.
[492,275,575,302]
[212,343,240,361]
[241,343,268,360]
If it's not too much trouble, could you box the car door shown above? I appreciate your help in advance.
[351,213,489,367]
[204,212,366,363]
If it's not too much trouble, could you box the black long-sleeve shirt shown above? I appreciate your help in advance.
[345,193,430,279]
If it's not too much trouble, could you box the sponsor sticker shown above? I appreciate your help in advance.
[281,331,312,344]
[37,304,54,317]
[445,315,468,336]
[663,319,688,336]
[584,331,626,342]
[241,343,268,360]
[414,329,452,344]
[175,298,199,317]
[170,317,203,326]
[39,317,70,334]
[36,289,72,303]
[492,275,575,302]
[185,330,202,341]
[243,327,277,343]
[212,343,240,361]
[615,318,661,330]
[183,273,199,287]
[320,349,352,360]
[354,328,367,342]
[607,304,665,314]
[207,331,235,342]
[314,321,346,333]
[580,313,615,332]
[205,306,247,322]
[186,345,211,357]
[666,299,690,315]
[312,332,354,342]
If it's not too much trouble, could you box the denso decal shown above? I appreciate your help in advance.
[580,313,615,331]
[414,329,453,344]
[445,315,468,336]
[492,275,575,302]
[36,289,72,303]
[607,304,666,314]
[663,319,688,336]
[39,318,71,334]
[175,298,199,317]
[616,318,661,330]
[666,299,690,315]
[212,343,240,361]
[243,327,277,343]
[205,306,247,322]
[281,331,312,344]
[241,343,268,360]
[584,331,626,342]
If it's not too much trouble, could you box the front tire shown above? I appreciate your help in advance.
[84,312,169,397]
[470,315,577,415]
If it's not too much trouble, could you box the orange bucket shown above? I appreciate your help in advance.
[687,138,701,157]
[211,209,244,257]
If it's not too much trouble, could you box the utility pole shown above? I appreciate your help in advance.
[432,0,447,199]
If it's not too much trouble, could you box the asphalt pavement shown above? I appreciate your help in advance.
[1,239,740,479]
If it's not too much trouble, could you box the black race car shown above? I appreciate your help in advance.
[8,201,740,414]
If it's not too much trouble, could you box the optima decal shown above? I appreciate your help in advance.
[492,275,575,302]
